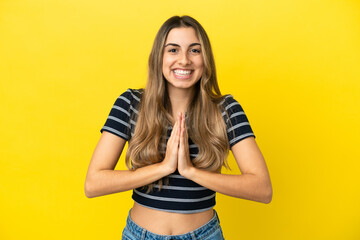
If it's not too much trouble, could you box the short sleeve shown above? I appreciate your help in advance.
[100,88,141,141]
[221,95,256,148]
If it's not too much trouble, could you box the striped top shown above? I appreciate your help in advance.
[100,88,255,213]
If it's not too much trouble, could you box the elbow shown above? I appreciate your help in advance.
[84,181,93,198]
[84,176,97,198]
[261,185,273,204]
[253,176,272,204]
[262,189,272,204]
[257,174,273,204]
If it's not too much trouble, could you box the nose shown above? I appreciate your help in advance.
[178,52,191,65]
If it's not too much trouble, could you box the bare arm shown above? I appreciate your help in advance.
[84,131,176,198]
[179,123,272,203]
[84,117,182,198]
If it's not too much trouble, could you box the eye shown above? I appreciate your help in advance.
[190,48,201,54]
[168,48,178,53]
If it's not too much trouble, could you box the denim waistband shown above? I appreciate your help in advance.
[124,209,221,240]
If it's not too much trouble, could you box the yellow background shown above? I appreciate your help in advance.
[1,0,359,239]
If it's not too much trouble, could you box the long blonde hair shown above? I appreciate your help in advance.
[125,16,230,191]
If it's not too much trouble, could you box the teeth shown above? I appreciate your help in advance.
[174,70,192,75]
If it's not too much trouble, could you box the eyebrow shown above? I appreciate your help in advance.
[164,43,201,48]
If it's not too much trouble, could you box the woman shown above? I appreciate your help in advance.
[85,15,272,239]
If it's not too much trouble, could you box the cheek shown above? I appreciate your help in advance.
[198,61,204,73]
[196,56,204,68]
[162,59,173,79]
[162,58,168,72]
[162,56,172,69]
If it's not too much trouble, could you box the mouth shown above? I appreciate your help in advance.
[172,69,193,79]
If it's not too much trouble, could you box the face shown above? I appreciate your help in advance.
[162,27,204,91]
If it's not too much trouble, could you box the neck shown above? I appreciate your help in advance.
[167,85,196,116]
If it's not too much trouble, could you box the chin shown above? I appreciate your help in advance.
[171,83,196,90]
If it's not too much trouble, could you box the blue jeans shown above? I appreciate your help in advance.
[122,209,225,240]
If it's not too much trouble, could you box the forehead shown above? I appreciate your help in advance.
[165,27,200,45]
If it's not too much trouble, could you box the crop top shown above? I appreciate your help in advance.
[100,88,255,213]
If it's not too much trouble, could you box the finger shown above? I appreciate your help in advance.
[175,123,180,138]
[175,116,181,144]
[168,122,179,147]
[180,121,184,138]
[178,112,182,131]
[178,112,182,132]
[174,114,180,129]
[181,112,186,137]
[179,123,184,147]
[169,121,177,140]
[184,120,188,139]
[178,112,182,136]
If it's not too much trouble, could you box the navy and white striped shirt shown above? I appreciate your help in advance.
[100,88,255,213]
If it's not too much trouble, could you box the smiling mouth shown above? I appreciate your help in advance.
[173,69,193,77]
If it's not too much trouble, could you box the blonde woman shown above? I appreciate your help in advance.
[85,15,272,240]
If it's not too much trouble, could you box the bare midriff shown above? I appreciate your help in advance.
[130,202,214,235]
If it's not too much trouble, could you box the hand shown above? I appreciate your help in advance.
[178,112,194,177]
[161,112,181,174]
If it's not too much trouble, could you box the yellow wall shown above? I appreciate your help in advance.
[1,0,359,239]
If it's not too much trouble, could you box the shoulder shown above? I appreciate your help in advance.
[219,94,245,116]
[118,88,144,103]
[100,88,144,140]
[220,94,236,106]
[112,88,144,112]
[219,94,256,147]
[127,88,144,99]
